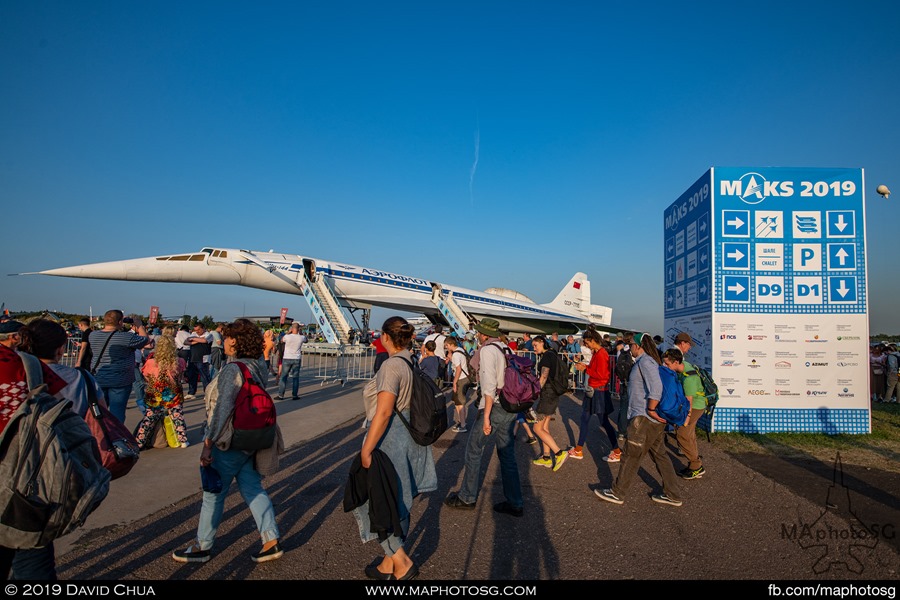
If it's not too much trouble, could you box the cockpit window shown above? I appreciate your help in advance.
[201,248,213,254]
[189,254,205,261]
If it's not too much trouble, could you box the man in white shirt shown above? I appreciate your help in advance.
[277,322,307,400]
[175,325,191,363]
[444,318,523,517]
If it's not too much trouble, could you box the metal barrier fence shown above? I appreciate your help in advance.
[300,344,377,386]
[60,337,80,368]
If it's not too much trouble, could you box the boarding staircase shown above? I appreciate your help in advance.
[237,250,351,344]
[300,268,352,345]
[430,283,472,338]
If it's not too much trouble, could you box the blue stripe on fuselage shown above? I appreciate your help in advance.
[295,265,577,320]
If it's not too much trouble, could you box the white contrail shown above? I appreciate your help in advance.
[469,127,479,206]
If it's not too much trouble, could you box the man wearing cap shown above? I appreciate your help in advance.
[673,332,707,479]
[0,318,68,579]
[444,318,523,517]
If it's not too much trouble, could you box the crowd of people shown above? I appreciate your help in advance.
[17,307,878,580]
[0,311,286,579]
[351,317,718,580]
[870,342,900,404]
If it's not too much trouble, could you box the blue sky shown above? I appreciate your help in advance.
[2,1,899,334]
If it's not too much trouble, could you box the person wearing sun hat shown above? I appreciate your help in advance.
[444,317,524,517]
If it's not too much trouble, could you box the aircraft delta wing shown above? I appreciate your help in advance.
[26,247,613,336]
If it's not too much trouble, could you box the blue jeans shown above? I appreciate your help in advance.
[102,385,132,423]
[459,405,522,508]
[278,358,301,398]
[196,446,280,551]
[208,348,224,379]
[10,544,56,580]
[186,361,211,395]
[132,366,147,414]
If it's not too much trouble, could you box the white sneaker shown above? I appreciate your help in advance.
[180,442,190,448]
[184,394,196,400]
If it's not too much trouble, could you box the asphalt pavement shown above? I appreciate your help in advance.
[53,376,899,581]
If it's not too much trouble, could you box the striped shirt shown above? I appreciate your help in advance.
[89,330,149,388]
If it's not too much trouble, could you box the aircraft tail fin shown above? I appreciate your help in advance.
[544,273,590,314]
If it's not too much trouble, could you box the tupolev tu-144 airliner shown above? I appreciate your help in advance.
[24,247,614,335]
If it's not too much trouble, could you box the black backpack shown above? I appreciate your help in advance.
[392,356,449,446]
[547,350,569,396]
[615,351,634,384]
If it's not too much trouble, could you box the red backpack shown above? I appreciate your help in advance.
[231,362,277,451]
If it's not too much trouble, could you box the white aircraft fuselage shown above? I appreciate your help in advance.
[32,247,613,335]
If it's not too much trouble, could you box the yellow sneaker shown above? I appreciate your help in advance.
[532,455,553,468]
[553,450,569,472]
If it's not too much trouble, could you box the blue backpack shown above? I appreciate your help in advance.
[656,365,690,426]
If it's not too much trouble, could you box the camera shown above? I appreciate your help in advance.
[123,317,135,324]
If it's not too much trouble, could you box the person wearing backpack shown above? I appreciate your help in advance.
[444,318,524,518]
[614,338,635,444]
[529,336,569,472]
[445,336,473,433]
[172,319,284,565]
[593,333,683,508]
[672,333,707,479]
[0,318,74,580]
[353,316,437,581]
[571,326,621,463]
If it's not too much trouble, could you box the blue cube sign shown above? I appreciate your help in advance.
[666,167,869,435]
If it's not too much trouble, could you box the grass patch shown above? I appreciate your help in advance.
[708,403,900,473]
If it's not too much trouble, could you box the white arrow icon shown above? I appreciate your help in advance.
[700,283,708,295]
[727,282,745,296]
[726,248,745,262]
[700,220,707,232]
[834,214,848,232]
[835,247,849,266]
[836,280,850,297]
[700,252,708,264]
[727,216,745,229]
